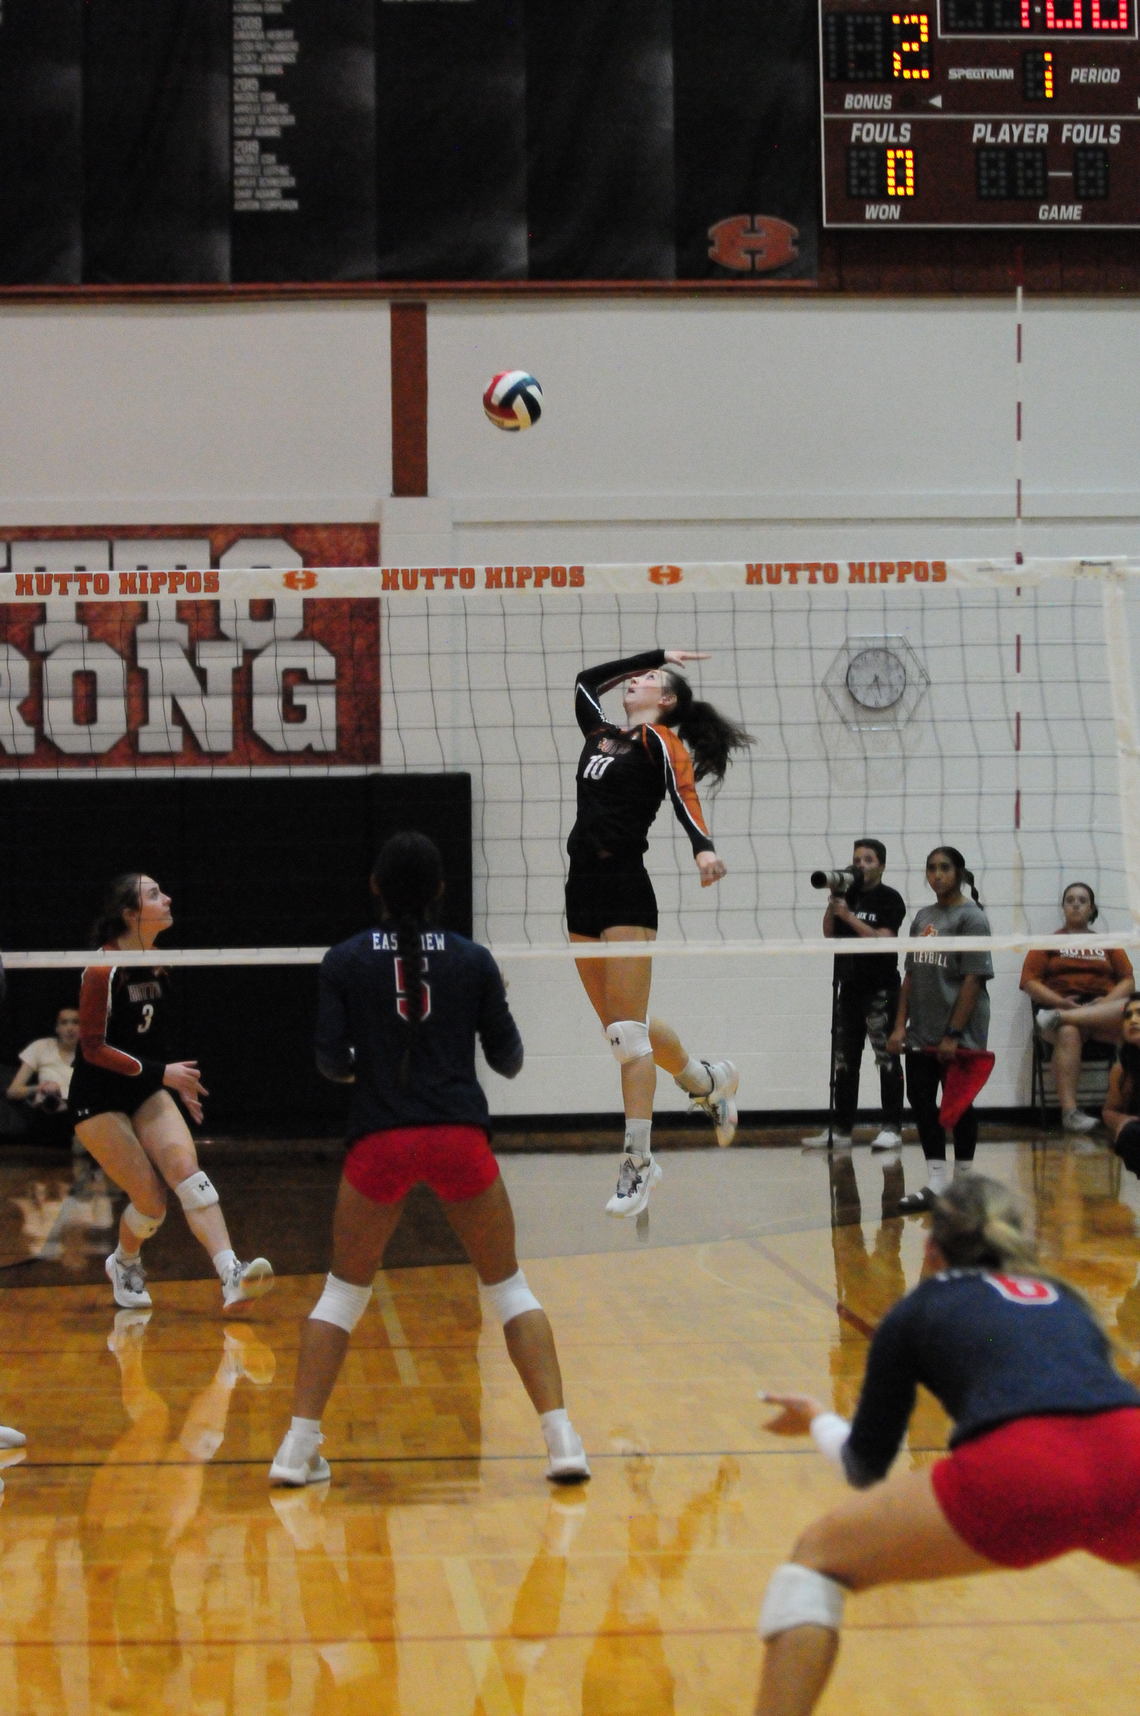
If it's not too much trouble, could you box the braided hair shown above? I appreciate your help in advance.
[372,832,444,1086]
[927,846,983,907]
[658,669,754,785]
[91,873,143,946]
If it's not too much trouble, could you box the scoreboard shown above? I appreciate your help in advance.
[820,1,1140,227]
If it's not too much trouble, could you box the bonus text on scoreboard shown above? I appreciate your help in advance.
[820,0,1140,227]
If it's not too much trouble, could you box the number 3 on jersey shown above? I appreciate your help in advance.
[394,957,431,1022]
[138,1003,155,1035]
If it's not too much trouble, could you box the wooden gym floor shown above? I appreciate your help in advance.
[2,1134,1140,1715]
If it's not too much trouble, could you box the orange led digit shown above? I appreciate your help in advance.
[1045,49,1054,94]
[892,12,932,77]
[886,147,916,194]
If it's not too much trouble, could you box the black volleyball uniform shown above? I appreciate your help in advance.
[841,1268,1140,1487]
[566,649,715,937]
[69,958,170,1122]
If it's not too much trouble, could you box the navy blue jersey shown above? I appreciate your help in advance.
[568,649,714,864]
[315,926,523,1139]
[844,1268,1140,1487]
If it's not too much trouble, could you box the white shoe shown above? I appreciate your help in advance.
[0,1426,26,1451]
[606,1155,663,1218]
[107,1307,152,1356]
[871,1127,903,1149]
[1062,1109,1099,1135]
[222,1257,275,1309]
[1035,1008,1061,1035]
[801,1129,852,1149]
[269,1429,331,1487]
[686,1059,739,1147]
[105,1252,153,1310]
[544,1420,591,1483]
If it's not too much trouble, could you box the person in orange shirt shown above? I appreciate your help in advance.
[1020,883,1133,1134]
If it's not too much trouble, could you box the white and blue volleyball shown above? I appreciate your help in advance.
[483,370,543,431]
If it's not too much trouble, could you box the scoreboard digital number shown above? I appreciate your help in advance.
[820,1,1140,226]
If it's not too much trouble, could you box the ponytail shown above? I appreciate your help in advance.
[372,832,445,1087]
[91,873,143,947]
[659,669,753,785]
[928,845,983,907]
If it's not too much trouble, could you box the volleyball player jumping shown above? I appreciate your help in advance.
[69,874,274,1313]
[567,649,752,1217]
[270,832,589,1488]
[754,1173,1140,1716]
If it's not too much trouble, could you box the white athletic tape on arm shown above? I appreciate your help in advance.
[175,1171,219,1211]
[810,1412,851,1472]
[759,1564,845,1640]
[309,1274,373,1334]
[605,1019,653,1064]
[481,1269,543,1325]
[123,1202,166,1241]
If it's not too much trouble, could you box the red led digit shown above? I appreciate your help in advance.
[1091,0,1126,25]
[1045,1,1083,24]
[1022,0,1031,22]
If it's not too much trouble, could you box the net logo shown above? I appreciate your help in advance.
[282,569,319,591]
[648,565,683,585]
[707,215,799,273]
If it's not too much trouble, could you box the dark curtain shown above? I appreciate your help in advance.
[0,0,83,284]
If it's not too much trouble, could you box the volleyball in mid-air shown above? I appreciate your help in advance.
[483,371,543,431]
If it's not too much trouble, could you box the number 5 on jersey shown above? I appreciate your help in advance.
[394,957,431,1022]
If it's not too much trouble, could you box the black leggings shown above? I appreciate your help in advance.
[905,1052,979,1164]
[1116,1120,1140,1178]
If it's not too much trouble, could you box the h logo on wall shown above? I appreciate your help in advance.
[0,536,380,773]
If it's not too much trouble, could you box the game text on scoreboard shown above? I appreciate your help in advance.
[820,1,1140,226]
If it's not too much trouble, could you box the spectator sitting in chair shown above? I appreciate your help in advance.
[6,1007,80,1149]
[1020,883,1133,1135]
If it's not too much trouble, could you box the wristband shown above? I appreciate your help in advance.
[945,1028,964,1040]
[809,1412,851,1471]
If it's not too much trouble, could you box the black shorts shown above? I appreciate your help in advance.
[68,1060,166,1125]
[565,858,658,938]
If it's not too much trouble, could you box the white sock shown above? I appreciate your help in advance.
[927,1160,951,1195]
[212,1247,238,1282]
[624,1118,652,1163]
[674,1056,713,1096]
[115,1242,141,1266]
[540,1407,569,1444]
[290,1414,321,1444]
[954,1159,974,1178]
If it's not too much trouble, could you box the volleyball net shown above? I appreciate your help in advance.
[3,556,1140,975]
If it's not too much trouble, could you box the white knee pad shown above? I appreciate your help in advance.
[759,1564,846,1640]
[481,1269,543,1326]
[309,1274,373,1334]
[605,1019,653,1064]
[123,1202,166,1241]
[175,1171,219,1212]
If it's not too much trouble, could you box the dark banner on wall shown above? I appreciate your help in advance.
[0,0,816,285]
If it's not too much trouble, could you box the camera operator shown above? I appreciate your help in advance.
[803,840,906,1150]
[6,1006,80,1149]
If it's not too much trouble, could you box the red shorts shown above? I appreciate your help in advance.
[343,1125,500,1205]
[932,1408,1140,1568]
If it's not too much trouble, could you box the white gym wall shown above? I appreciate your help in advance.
[2,294,1138,1119]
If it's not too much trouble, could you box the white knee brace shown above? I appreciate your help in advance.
[175,1171,219,1211]
[123,1202,166,1241]
[759,1564,846,1640]
[309,1274,373,1334]
[481,1269,543,1326]
[605,1019,653,1064]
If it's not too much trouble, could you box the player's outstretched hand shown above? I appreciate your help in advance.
[760,1392,826,1436]
[663,649,710,665]
[164,1060,208,1124]
[697,851,727,887]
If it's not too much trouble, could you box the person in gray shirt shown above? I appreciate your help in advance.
[887,847,994,1212]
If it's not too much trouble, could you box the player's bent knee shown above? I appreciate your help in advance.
[123,1201,166,1241]
[175,1171,219,1211]
[605,1019,653,1064]
[759,1563,845,1640]
[309,1273,373,1333]
[481,1268,543,1326]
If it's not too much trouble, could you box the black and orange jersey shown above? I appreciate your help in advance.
[568,649,714,863]
[78,955,169,1081]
